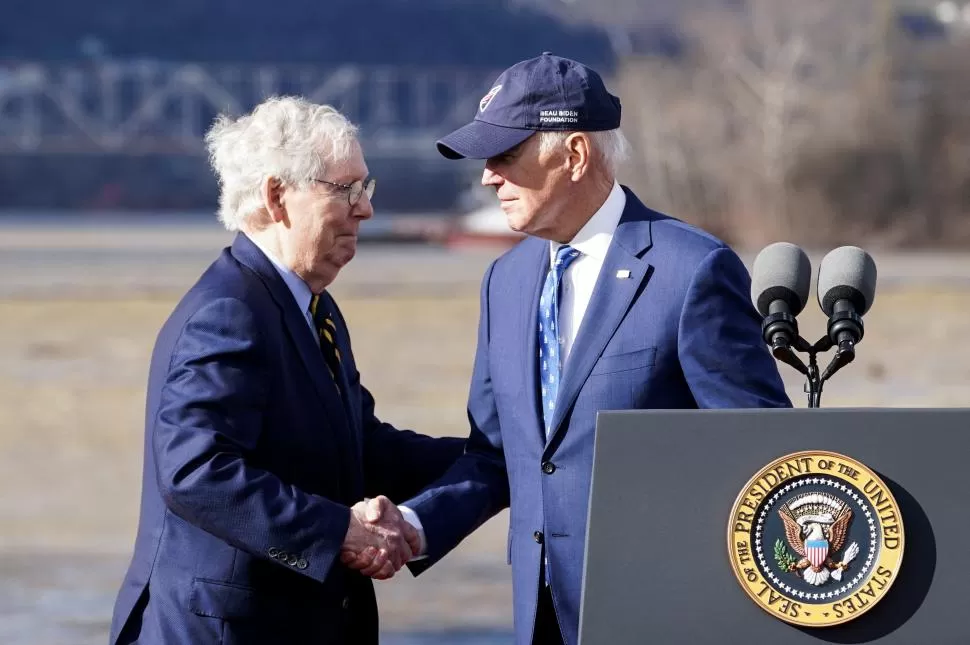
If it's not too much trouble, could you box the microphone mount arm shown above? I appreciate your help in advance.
[759,315,863,409]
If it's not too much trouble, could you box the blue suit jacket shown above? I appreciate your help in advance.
[406,188,791,645]
[110,233,464,645]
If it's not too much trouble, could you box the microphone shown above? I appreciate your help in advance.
[816,246,877,360]
[751,242,812,353]
[749,243,876,407]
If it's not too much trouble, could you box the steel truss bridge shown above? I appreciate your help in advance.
[0,62,499,159]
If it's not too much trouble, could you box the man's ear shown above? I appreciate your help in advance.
[261,176,287,223]
[565,133,591,182]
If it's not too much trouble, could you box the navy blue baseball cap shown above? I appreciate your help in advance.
[436,52,622,160]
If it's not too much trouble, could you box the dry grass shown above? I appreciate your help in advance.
[3,286,969,549]
[1,284,968,629]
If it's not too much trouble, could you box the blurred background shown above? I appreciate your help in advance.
[1,1,969,643]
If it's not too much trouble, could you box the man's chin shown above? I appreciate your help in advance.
[506,214,529,234]
[331,238,357,261]
[312,255,352,287]
[336,247,356,265]
[328,250,356,273]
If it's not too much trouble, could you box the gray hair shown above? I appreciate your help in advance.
[537,129,630,176]
[204,96,360,231]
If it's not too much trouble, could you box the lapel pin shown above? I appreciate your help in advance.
[616,269,632,279]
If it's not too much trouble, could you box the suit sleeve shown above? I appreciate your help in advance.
[153,297,351,585]
[322,295,466,503]
[403,261,511,572]
[358,383,466,503]
[677,247,793,408]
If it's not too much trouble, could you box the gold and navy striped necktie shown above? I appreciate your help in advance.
[309,294,342,389]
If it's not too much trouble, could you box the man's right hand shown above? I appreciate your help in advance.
[341,495,420,580]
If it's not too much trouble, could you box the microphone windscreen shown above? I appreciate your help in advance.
[750,242,812,316]
[817,246,877,316]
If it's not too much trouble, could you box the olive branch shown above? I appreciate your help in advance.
[774,538,797,571]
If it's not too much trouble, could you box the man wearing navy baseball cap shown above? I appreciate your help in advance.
[343,53,791,645]
[435,51,622,162]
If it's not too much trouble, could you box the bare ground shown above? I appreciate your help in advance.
[1,236,969,632]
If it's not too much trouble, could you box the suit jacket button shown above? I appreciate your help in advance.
[541,461,556,474]
[286,554,298,566]
[533,530,544,544]
[277,550,289,561]
[268,547,279,558]
[341,596,351,610]
[297,558,308,570]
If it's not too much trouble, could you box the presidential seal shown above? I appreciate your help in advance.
[727,451,904,627]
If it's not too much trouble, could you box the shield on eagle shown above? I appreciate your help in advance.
[805,538,829,568]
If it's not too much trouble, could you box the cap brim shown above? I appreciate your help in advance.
[436,120,535,160]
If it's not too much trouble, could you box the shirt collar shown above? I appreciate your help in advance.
[244,233,315,316]
[550,180,626,265]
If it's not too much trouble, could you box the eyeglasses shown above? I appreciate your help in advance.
[312,177,376,206]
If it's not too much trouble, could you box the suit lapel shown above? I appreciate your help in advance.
[318,292,362,461]
[333,334,359,433]
[517,240,552,445]
[229,234,352,437]
[546,193,655,446]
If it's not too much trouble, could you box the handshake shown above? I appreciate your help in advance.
[340,496,422,580]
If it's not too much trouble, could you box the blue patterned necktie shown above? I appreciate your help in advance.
[538,244,581,435]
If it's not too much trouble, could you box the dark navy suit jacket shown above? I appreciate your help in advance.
[405,188,791,645]
[110,233,464,645]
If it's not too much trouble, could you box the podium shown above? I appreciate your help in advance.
[578,408,969,644]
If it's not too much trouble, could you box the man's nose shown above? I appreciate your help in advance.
[353,193,374,219]
[482,166,502,187]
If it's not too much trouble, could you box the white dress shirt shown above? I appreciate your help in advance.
[552,180,626,367]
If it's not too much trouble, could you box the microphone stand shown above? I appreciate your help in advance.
[761,314,859,408]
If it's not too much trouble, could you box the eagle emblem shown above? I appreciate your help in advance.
[775,492,860,586]
[729,452,905,627]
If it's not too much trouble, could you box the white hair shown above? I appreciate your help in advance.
[536,129,630,176]
[204,95,360,231]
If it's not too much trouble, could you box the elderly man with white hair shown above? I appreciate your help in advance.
[109,96,464,645]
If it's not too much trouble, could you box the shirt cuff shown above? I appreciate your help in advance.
[398,505,428,560]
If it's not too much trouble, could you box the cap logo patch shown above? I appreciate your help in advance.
[479,85,503,112]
